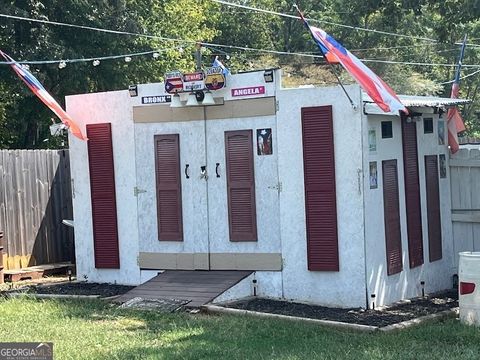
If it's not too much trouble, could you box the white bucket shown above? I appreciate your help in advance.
[459,252,480,326]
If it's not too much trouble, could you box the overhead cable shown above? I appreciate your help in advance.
[212,0,480,48]
[0,12,479,68]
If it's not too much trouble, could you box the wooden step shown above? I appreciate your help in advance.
[4,269,44,282]
[3,262,74,282]
[117,270,252,308]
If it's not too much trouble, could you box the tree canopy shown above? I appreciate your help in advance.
[0,0,479,148]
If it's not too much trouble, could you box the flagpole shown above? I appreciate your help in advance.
[323,54,359,110]
[447,34,468,153]
[293,4,358,110]
[453,34,467,85]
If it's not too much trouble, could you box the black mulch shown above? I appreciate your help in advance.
[225,290,458,327]
[1,282,134,298]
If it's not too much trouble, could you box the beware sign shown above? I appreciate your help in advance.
[183,71,205,91]
[231,86,265,97]
[205,67,226,91]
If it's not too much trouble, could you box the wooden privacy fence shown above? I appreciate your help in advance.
[450,147,480,269]
[0,150,74,270]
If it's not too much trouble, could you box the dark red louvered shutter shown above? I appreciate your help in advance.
[401,117,424,268]
[87,123,120,269]
[425,155,442,262]
[382,160,403,275]
[301,106,339,271]
[225,130,257,241]
[155,134,183,241]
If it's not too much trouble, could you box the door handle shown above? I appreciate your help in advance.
[200,165,208,180]
[216,163,220,178]
[185,164,190,179]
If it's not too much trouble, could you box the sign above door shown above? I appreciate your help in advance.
[183,71,205,92]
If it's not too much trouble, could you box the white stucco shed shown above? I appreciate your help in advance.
[66,69,466,308]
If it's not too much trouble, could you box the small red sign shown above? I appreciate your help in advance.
[183,72,204,82]
[231,86,265,97]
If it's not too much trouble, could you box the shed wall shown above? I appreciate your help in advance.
[66,91,141,285]
[276,85,366,308]
[364,113,453,307]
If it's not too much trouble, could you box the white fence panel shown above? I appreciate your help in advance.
[450,147,480,269]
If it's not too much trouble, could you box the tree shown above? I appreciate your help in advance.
[0,0,216,148]
[1,0,480,146]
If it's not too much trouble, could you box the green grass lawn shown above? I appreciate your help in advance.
[0,297,479,360]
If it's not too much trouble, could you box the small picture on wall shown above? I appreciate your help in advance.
[257,128,273,155]
[368,129,377,152]
[369,161,378,189]
[438,120,445,145]
[439,154,447,178]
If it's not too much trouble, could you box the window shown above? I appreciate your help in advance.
[381,121,393,138]
[424,118,433,134]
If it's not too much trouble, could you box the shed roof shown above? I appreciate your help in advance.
[362,93,470,107]
[362,93,471,115]
[397,95,470,107]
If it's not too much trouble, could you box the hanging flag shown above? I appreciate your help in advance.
[0,50,87,141]
[447,35,467,154]
[305,28,339,64]
[212,56,231,76]
[296,8,408,114]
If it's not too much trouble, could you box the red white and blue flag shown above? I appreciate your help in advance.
[0,50,86,140]
[212,56,231,76]
[297,9,408,114]
[165,77,184,93]
[447,36,467,154]
[164,71,185,94]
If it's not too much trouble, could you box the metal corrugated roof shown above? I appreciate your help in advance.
[362,93,470,107]
[397,95,470,107]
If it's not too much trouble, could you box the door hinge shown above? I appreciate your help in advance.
[134,186,147,197]
[276,100,279,112]
[268,181,282,195]
[71,178,75,199]
[357,168,362,195]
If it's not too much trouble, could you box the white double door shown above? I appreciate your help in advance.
[135,117,280,269]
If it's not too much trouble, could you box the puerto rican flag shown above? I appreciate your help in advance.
[165,77,183,93]
[297,12,408,114]
[447,36,467,154]
[0,50,87,140]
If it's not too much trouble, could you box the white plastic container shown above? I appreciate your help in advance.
[459,252,480,326]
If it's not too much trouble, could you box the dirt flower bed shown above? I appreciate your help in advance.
[1,280,134,298]
[224,290,458,327]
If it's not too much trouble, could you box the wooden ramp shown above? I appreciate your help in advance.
[117,270,252,308]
